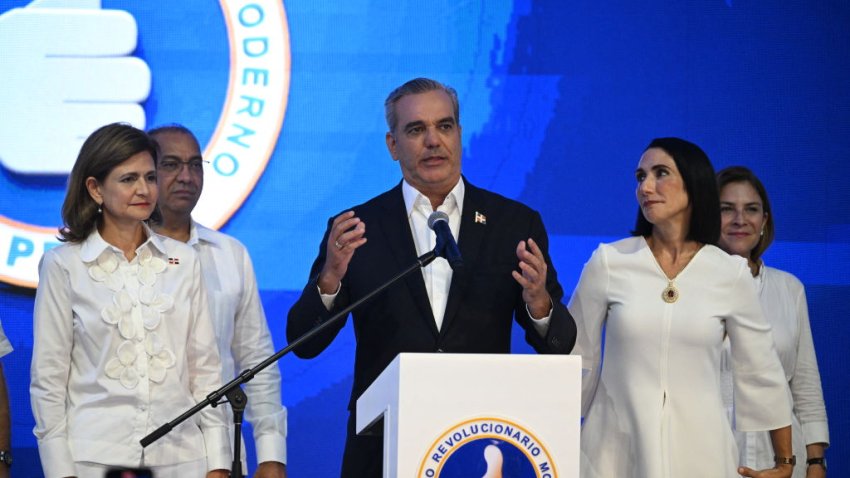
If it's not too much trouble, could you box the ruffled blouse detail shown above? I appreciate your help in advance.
[91,247,175,390]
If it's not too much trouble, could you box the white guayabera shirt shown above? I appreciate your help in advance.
[190,221,288,467]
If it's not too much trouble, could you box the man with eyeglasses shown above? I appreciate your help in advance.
[148,125,288,478]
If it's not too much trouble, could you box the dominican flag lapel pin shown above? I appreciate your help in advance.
[168,257,180,265]
[474,211,487,225]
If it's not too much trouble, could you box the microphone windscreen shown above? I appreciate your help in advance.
[427,210,450,230]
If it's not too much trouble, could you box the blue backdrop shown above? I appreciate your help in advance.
[1,0,847,476]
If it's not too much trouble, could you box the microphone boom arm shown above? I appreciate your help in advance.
[140,249,439,453]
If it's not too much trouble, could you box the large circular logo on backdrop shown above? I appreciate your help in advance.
[419,417,557,478]
[0,0,290,287]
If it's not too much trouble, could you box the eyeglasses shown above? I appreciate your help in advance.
[158,158,208,175]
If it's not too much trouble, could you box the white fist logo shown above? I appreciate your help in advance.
[0,0,150,174]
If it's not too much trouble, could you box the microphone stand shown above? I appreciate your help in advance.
[140,249,439,476]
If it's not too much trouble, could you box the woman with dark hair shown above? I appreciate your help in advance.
[717,166,829,478]
[570,138,793,477]
[30,123,230,478]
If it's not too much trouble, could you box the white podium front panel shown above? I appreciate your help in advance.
[357,353,580,477]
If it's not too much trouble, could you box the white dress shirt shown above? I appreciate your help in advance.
[570,237,791,478]
[402,179,463,330]
[30,225,230,478]
[721,264,829,477]
[190,221,288,466]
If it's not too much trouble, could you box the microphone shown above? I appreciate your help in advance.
[427,211,464,270]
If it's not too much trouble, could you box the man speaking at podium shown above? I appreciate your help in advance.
[287,77,576,477]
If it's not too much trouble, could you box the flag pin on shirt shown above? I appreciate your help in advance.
[168,257,180,265]
[474,211,486,224]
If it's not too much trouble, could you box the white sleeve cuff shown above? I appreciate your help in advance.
[255,433,288,465]
[526,302,552,337]
[802,420,830,448]
[37,436,76,478]
[252,407,288,464]
[203,426,232,471]
[317,282,341,311]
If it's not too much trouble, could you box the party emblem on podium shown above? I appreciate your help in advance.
[418,417,557,477]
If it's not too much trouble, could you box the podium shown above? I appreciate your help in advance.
[357,353,581,477]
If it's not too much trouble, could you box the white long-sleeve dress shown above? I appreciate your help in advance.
[570,237,791,478]
[721,265,829,477]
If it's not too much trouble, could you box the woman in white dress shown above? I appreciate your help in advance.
[30,123,231,478]
[570,137,794,478]
[717,166,829,477]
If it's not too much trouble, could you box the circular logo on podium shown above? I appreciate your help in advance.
[418,417,557,478]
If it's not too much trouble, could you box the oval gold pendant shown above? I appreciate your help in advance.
[662,284,679,303]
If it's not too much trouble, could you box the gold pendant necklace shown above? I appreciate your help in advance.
[662,280,679,303]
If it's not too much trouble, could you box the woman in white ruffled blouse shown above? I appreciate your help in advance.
[717,166,829,478]
[570,138,794,478]
[30,123,231,478]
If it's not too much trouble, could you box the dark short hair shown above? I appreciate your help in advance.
[384,78,460,133]
[632,137,720,245]
[716,165,774,264]
[59,123,159,243]
[147,123,201,153]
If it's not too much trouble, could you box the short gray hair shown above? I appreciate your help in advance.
[384,78,459,133]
